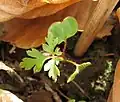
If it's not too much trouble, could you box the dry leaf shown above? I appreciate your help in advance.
[74,0,118,56]
[0,0,46,15]
[113,60,120,102]
[19,0,80,18]
[0,0,96,49]
[0,0,80,22]
[0,18,47,48]
[43,0,70,4]
[116,7,120,22]
[27,90,52,102]
[0,10,14,22]
[107,88,113,102]
[107,60,120,102]
[0,0,113,49]
[96,20,114,39]
[0,89,23,102]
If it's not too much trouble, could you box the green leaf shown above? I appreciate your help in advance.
[77,62,92,71]
[27,48,42,58]
[33,66,41,73]
[46,32,59,47]
[62,17,78,38]
[48,16,78,44]
[67,67,79,83]
[78,101,86,102]
[44,59,60,82]
[67,62,92,83]
[43,17,78,55]
[44,59,54,71]
[42,44,52,53]
[48,22,65,44]
[20,49,47,73]
[54,47,62,56]
[20,58,36,70]
[43,32,59,54]
[48,64,60,82]
[68,99,76,102]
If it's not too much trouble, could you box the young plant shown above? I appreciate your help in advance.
[20,17,91,83]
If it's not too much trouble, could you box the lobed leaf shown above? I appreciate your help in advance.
[20,49,47,73]
[67,67,79,83]
[67,62,91,83]
[43,32,59,54]
[48,64,60,82]
[54,47,62,56]
[27,48,43,58]
[44,59,60,82]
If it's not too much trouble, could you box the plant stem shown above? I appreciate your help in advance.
[62,41,67,58]
[65,59,77,66]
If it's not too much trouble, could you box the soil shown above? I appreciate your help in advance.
[0,24,120,102]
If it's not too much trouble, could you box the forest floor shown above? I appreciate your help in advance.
[0,24,120,102]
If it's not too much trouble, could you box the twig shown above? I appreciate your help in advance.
[9,46,16,54]
[56,88,70,100]
[0,62,24,85]
[64,74,90,100]
[45,83,62,102]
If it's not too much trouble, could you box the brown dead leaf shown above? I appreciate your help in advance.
[27,90,52,102]
[96,20,114,39]
[0,10,14,22]
[0,0,96,49]
[0,0,81,22]
[113,60,120,102]
[107,60,120,102]
[43,0,70,4]
[0,0,113,49]
[107,88,113,102]
[0,0,46,15]
[0,89,23,102]
[74,0,118,56]
[19,0,80,18]
[0,18,47,49]
[116,7,120,22]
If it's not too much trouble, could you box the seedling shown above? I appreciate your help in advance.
[20,17,91,83]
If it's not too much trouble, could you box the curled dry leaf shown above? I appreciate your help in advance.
[0,0,80,22]
[19,0,80,18]
[43,0,70,4]
[74,0,118,56]
[112,60,120,102]
[96,15,115,39]
[0,0,113,49]
[0,18,47,48]
[0,10,14,22]
[107,60,120,102]
[116,7,120,22]
[0,0,96,49]
[0,0,46,15]
[0,89,23,102]
[107,88,113,102]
